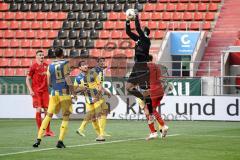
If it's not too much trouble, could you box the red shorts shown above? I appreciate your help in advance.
[151,96,163,108]
[32,91,49,108]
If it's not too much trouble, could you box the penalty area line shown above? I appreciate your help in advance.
[0,134,180,157]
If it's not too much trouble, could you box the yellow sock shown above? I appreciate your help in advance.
[37,115,52,139]
[92,120,101,136]
[79,120,88,132]
[158,124,162,130]
[99,115,107,135]
[59,120,69,141]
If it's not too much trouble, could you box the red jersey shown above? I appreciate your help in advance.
[28,62,48,93]
[148,63,164,100]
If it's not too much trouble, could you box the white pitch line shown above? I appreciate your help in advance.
[183,134,240,138]
[0,134,180,157]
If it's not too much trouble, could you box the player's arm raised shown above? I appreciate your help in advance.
[126,19,139,41]
[135,14,145,38]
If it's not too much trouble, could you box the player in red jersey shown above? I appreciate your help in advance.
[26,50,54,137]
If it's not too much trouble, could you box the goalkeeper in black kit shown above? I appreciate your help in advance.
[125,11,152,106]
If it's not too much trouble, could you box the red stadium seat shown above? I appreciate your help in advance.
[151,12,161,21]
[104,21,115,30]
[32,40,42,48]
[21,39,31,48]
[166,3,175,12]
[148,21,158,30]
[125,49,134,58]
[99,30,110,39]
[0,69,4,76]
[36,30,47,39]
[0,49,3,57]
[15,30,25,39]
[154,30,165,39]
[202,21,211,30]
[209,3,218,11]
[52,21,62,30]
[115,21,125,30]
[122,31,129,39]
[172,12,182,21]
[194,12,204,21]
[201,0,210,2]
[36,12,46,20]
[95,40,107,48]
[119,12,126,21]
[0,21,8,29]
[4,12,15,20]
[0,3,9,11]
[9,21,19,30]
[198,3,207,12]
[57,12,67,20]
[47,12,57,20]
[15,68,27,76]
[42,39,52,48]
[183,12,193,21]
[21,58,32,67]
[41,21,51,30]
[26,30,35,39]
[90,49,101,57]
[15,49,26,57]
[15,12,25,20]
[162,12,172,21]
[47,30,58,39]
[108,12,118,21]
[0,39,9,48]
[4,68,15,76]
[0,12,3,20]
[118,40,134,49]
[10,58,20,67]
[130,21,136,29]
[0,30,3,38]
[144,3,155,12]
[187,3,196,11]
[139,12,151,21]
[4,30,14,39]
[31,21,41,30]
[4,48,15,57]
[26,49,36,57]
[10,39,20,48]
[190,0,199,2]
[212,0,221,2]
[0,58,9,66]
[176,3,186,12]
[190,22,200,30]
[26,12,36,20]
[111,30,121,39]
[102,49,113,58]
[168,22,179,30]
[20,21,31,30]
[158,22,167,30]
[205,12,214,21]
[179,22,188,30]
[155,3,165,12]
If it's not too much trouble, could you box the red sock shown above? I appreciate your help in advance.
[153,110,165,126]
[146,115,156,133]
[35,112,42,129]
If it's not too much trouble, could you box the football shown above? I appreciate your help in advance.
[126,8,136,20]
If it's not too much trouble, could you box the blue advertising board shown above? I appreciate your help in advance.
[170,32,200,55]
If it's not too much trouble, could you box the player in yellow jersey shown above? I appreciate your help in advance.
[76,58,111,138]
[33,47,76,148]
[74,60,109,141]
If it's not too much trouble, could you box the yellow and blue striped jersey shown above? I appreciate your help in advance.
[92,66,104,83]
[47,59,70,96]
[74,69,101,104]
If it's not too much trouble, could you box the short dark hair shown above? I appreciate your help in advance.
[54,47,63,58]
[36,50,43,55]
[96,57,105,62]
[148,54,153,62]
[78,60,86,67]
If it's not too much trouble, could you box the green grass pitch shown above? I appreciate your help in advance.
[0,119,239,160]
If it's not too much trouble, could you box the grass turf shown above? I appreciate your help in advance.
[0,119,239,160]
